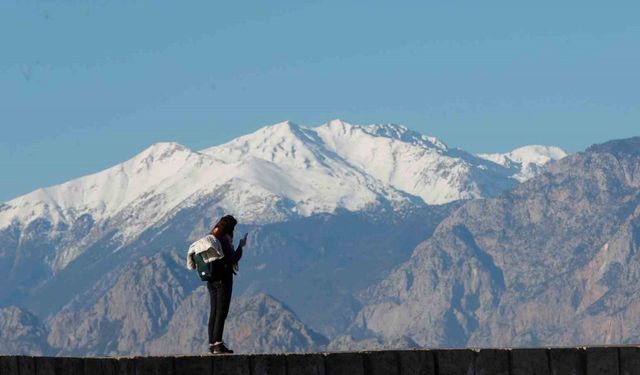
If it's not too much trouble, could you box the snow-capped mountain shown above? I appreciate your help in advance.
[0,119,565,272]
[201,120,419,217]
[0,142,226,270]
[202,119,547,205]
[312,120,517,204]
[478,145,567,182]
[0,119,574,355]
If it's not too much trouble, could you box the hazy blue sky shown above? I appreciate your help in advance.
[1,0,639,202]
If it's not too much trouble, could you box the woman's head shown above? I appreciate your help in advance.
[210,215,238,238]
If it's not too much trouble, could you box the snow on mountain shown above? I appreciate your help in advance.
[0,142,227,269]
[1,121,415,269]
[203,119,521,205]
[478,145,568,182]
[200,120,418,216]
[313,119,516,204]
[0,142,207,228]
[0,119,562,271]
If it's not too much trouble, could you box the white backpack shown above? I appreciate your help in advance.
[186,235,224,270]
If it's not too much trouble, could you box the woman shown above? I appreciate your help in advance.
[207,215,247,354]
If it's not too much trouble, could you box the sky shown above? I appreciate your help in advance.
[1,0,639,202]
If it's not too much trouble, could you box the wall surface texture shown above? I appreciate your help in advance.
[1,347,639,375]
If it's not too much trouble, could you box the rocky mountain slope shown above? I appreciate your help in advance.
[344,137,640,348]
[47,252,195,356]
[0,306,50,355]
[38,203,457,348]
[43,252,326,356]
[148,292,327,355]
[0,203,455,356]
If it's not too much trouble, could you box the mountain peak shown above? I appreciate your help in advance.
[586,136,640,159]
[327,118,348,126]
[137,142,191,161]
[236,120,316,146]
[362,123,448,150]
[320,119,356,134]
[478,144,568,182]
[364,122,409,137]
[131,142,196,175]
[273,119,298,128]
[508,145,568,162]
[260,120,302,134]
[480,145,567,166]
[315,120,447,149]
[201,119,330,173]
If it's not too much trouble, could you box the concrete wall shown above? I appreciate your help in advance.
[1,347,639,375]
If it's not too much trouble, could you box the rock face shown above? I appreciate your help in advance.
[38,206,453,356]
[13,203,455,353]
[234,205,458,338]
[0,306,50,355]
[347,137,640,348]
[47,252,197,356]
[149,292,328,355]
[44,252,327,356]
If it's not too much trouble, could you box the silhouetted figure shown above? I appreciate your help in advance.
[207,215,246,354]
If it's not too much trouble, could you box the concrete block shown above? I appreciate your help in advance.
[0,356,19,375]
[251,354,286,375]
[324,352,365,375]
[285,353,325,375]
[436,350,475,375]
[212,355,251,375]
[511,349,550,375]
[174,356,211,375]
[549,348,586,375]
[34,357,57,375]
[475,349,509,375]
[397,350,435,375]
[116,358,136,375]
[17,356,36,375]
[586,347,618,375]
[135,356,174,375]
[620,347,640,375]
[84,357,119,375]
[363,350,399,375]
[61,357,86,375]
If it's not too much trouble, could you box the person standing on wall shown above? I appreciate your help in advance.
[208,215,247,354]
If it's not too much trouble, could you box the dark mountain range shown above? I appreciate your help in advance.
[0,205,456,355]
[343,137,640,348]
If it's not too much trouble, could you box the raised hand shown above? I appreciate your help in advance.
[239,233,248,248]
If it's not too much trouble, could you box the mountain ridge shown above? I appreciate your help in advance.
[342,136,640,348]
[0,119,574,355]
[0,120,565,275]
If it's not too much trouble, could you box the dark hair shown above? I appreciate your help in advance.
[210,215,238,237]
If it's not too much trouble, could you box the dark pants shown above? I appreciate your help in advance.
[207,279,233,344]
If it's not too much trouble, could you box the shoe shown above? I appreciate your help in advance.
[210,341,234,354]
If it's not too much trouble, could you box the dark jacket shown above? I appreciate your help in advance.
[210,235,243,282]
